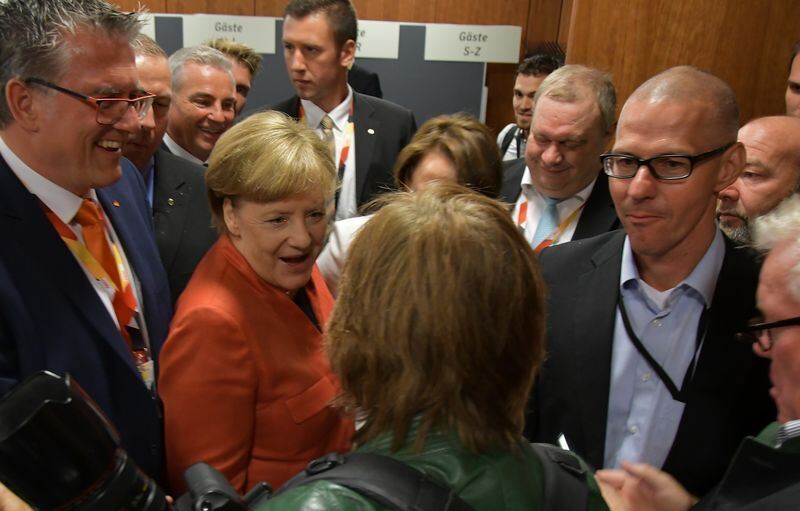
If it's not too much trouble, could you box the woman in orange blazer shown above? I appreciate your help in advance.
[158,112,354,494]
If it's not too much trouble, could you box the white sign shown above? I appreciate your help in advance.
[424,24,521,63]
[139,13,156,40]
[182,14,275,54]
[356,20,400,59]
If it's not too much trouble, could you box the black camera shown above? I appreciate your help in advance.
[0,371,269,510]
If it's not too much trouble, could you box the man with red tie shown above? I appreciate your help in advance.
[0,0,171,484]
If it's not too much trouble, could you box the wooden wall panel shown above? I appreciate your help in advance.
[167,0,254,14]
[353,0,436,23]
[566,0,800,124]
[525,0,562,54]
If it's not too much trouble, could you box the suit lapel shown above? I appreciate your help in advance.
[352,93,378,205]
[0,159,139,375]
[573,174,620,239]
[152,150,187,270]
[573,232,625,466]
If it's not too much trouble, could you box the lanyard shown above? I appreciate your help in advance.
[617,293,709,403]
[299,102,355,182]
[533,201,587,254]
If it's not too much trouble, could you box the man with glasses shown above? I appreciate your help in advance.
[0,0,171,484]
[526,66,774,496]
[596,195,800,510]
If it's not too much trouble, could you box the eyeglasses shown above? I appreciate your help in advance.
[600,142,736,180]
[735,315,800,351]
[25,78,155,126]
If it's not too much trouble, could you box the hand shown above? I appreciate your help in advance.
[595,462,697,511]
[0,484,32,511]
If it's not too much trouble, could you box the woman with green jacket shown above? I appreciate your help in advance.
[256,184,609,510]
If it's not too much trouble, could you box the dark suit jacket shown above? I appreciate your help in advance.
[526,230,775,496]
[271,92,416,210]
[0,157,172,483]
[347,64,383,98]
[152,149,217,305]
[694,423,800,510]
[499,158,621,239]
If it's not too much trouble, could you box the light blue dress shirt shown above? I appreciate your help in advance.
[604,229,725,469]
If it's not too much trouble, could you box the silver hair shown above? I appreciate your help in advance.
[753,194,800,302]
[0,0,142,128]
[168,45,234,93]
[533,64,617,134]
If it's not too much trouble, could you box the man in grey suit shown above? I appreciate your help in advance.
[499,65,620,251]
[124,35,217,304]
[527,66,774,496]
[272,0,416,220]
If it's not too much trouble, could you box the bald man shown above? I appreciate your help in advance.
[526,66,774,496]
[717,116,800,244]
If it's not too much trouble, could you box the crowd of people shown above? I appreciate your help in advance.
[1,0,800,509]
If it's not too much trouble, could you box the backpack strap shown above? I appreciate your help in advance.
[500,125,518,157]
[529,443,589,511]
[274,452,475,511]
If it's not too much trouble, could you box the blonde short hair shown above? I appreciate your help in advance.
[534,64,616,134]
[328,183,546,453]
[206,111,336,232]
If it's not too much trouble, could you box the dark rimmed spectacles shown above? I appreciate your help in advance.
[735,316,800,351]
[600,142,736,180]
[25,77,155,126]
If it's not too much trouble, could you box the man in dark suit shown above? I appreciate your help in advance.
[125,35,217,304]
[274,0,416,220]
[596,195,800,510]
[0,0,171,483]
[500,65,620,251]
[527,66,775,496]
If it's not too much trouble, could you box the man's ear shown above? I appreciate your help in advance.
[5,79,40,132]
[340,39,356,70]
[222,197,240,237]
[714,141,746,193]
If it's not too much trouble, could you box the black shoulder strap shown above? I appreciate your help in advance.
[529,443,589,511]
[275,452,475,511]
[500,125,518,155]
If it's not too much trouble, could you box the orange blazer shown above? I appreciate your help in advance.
[159,235,354,494]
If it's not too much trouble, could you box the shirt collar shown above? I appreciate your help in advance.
[0,134,95,224]
[163,132,206,166]
[620,228,725,308]
[300,85,353,131]
[777,419,800,447]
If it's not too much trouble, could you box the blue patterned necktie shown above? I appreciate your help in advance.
[531,196,562,247]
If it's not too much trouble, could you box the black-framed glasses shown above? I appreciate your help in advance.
[600,142,736,180]
[735,315,800,351]
[25,77,155,126]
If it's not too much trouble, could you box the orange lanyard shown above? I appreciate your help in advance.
[299,102,354,178]
[533,201,587,254]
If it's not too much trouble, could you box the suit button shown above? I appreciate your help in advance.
[628,424,639,434]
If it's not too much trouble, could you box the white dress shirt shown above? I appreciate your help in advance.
[163,132,206,166]
[511,166,596,245]
[300,86,357,220]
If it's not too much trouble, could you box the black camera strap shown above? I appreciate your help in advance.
[617,294,709,404]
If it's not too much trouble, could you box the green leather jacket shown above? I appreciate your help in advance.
[254,421,609,510]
